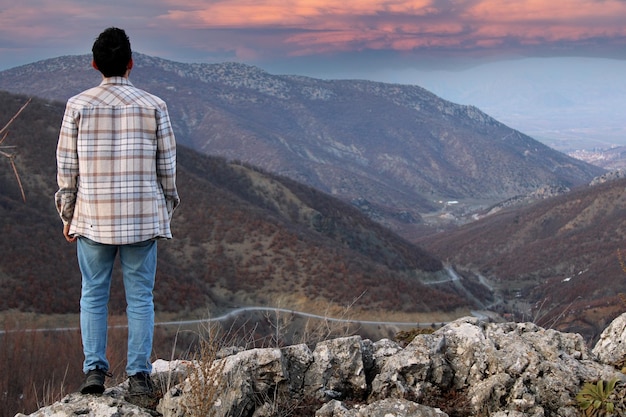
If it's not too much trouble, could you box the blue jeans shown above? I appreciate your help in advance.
[77,237,157,376]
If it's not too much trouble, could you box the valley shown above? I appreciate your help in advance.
[1,56,625,416]
[0,54,604,234]
[0,55,622,348]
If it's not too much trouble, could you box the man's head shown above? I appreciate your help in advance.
[92,27,132,77]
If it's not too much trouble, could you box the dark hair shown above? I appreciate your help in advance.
[92,27,132,77]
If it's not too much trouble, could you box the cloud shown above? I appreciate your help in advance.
[146,0,626,61]
[1,0,625,70]
[0,1,167,49]
[466,0,626,41]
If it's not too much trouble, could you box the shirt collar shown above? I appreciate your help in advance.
[100,77,133,87]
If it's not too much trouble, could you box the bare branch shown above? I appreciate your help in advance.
[0,98,32,137]
[1,98,32,202]
[9,157,27,203]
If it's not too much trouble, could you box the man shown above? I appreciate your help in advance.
[55,27,180,396]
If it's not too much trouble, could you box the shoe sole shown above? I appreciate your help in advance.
[80,384,105,395]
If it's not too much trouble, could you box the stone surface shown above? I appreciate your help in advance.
[304,335,368,400]
[16,314,626,417]
[14,388,156,417]
[593,312,626,366]
[316,398,448,417]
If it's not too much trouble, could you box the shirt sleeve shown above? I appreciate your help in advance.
[54,105,79,225]
[155,103,180,218]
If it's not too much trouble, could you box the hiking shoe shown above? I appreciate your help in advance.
[128,372,155,396]
[79,368,109,394]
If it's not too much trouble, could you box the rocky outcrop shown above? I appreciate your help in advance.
[17,315,626,417]
[593,311,626,366]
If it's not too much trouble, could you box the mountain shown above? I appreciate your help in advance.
[416,176,626,342]
[0,54,605,236]
[0,91,472,320]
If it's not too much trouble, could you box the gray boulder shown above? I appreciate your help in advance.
[315,398,448,416]
[14,387,155,417]
[593,312,626,366]
[371,317,623,416]
[16,315,626,417]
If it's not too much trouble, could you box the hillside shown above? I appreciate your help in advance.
[0,91,471,320]
[0,54,605,235]
[417,177,626,342]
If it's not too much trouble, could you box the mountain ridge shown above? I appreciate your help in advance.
[0,91,470,320]
[0,53,605,235]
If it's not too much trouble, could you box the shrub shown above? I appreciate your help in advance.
[394,327,436,347]
[183,325,228,417]
[576,379,620,417]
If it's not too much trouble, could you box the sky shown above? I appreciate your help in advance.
[1,0,626,75]
[2,1,626,150]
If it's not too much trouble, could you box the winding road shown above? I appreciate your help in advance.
[0,306,441,334]
[2,266,493,334]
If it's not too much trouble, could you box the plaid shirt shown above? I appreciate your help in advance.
[55,77,180,245]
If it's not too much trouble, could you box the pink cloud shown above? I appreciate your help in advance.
[466,0,626,40]
[467,0,626,23]
[1,0,626,70]
[153,0,626,59]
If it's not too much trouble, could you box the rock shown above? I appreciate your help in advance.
[304,336,368,401]
[370,330,453,402]
[281,342,315,394]
[592,312,626,366]
[356,398,448,417]
[14,389,157,417]
[18,315,626,417]
[315,399,352,416]
[316,398,448,416]
[370,317,624,416]
[160,346,286,417]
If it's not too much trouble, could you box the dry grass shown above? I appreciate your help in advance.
[180,297,366,417]
[0,325,83,417]
[0,313,191,417]
[32,365,69,410]
[295,294,363,346]
[183,323,229,417]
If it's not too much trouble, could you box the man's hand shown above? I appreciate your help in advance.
[63,223,77,243]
